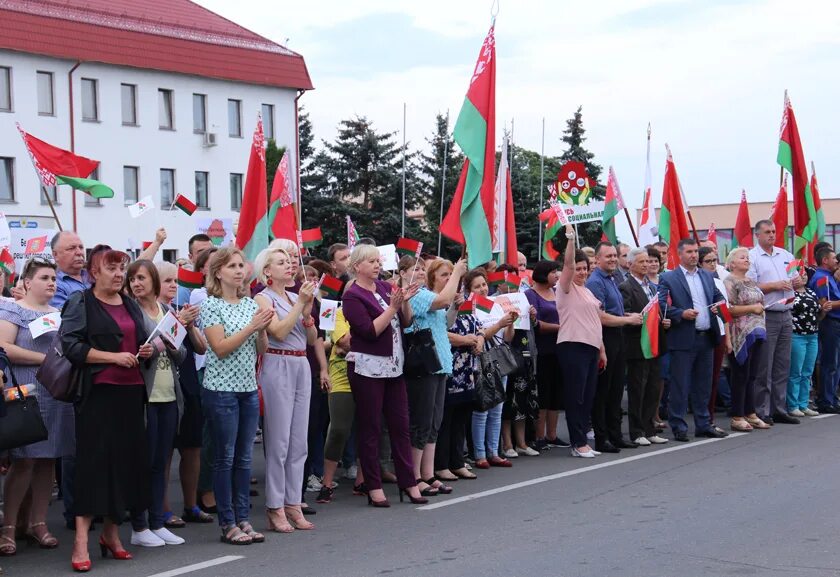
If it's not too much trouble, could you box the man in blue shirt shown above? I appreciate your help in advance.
[586,242,642,453]
[809,247,840,412]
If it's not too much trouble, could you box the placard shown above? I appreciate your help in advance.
[474,292,531,330]
[377,244,399,271]
[196,218,234,247]
[10,228,57,274]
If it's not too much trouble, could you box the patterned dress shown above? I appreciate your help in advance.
[0,300,75,458]
[446,313,482,405]
[724,276,766,365]
[502,329,540,422]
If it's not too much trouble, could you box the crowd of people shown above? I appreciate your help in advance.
[0,216,838,572]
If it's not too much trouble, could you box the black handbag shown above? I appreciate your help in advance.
[482,342,519,376]
[474,351,506,411]
[403,327,442,379]
[0,349,48,451]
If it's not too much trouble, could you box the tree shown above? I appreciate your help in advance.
[418,112,463,258]
[303,116,425,249]
[557,106,606,248]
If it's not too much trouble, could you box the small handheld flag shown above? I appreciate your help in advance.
[473,294,495,314]
[156,311,187,349]
[0,248,15,275]
[319,275,344,299]
[504,273,522,290]
[487,271,506,287]
[301,227,323,248]
[128,195,155,218]
[396,238,422,258]
[457,300,475,316]
[171,194,197,216]
[640,297,660,359]
[28,312,61,340]
[177,267,204,289]
[711,300,733,323]
[786,259,803,277]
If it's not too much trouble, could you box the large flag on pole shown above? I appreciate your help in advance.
[777,91,817,259]
[770,177,789,249]
[809,163,826,264]
[637,125,657,247]
[539,184,561,259]
[235,114,269,263]
[16,123,113,198]
[440,25,496,268]
[640,297,660,360]
[347,216,360,250]
[601,166,625,245]
[658,145,691,270]
[733,189,753,248]
[268,150,298,241]
[492,138,517,266]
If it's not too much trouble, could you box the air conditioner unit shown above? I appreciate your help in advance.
[203,132,218,147]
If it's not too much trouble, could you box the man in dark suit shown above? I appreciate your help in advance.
[620,248,670,446]
[657,238,729,441]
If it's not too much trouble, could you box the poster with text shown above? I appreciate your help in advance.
[196,218,234,247]
[474,292,531,330]
[11,228,57,274]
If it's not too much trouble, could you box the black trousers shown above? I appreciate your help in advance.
[592,327,625,444]
[434,402,472,471]
[558,342,599,449]
[626,357,661,439]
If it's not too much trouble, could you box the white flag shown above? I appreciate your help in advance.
[28,312,61,340]
[319,299,339,331]
[128,196,155,218]
[0,213,11,249]
[154,311,186,349]
[638,128,658,247]
[492,138,509,253]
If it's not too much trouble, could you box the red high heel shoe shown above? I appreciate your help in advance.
[99,536,133,560]
[71,559,92,572]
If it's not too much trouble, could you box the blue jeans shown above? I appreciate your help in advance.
[472,378,506,459]
[132,401,178,531]
[818,318,840,408]
[789,333,819,411]
[202,389,260,528]
[668,339,714,435]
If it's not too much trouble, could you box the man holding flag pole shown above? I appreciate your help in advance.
[808,246,840,412]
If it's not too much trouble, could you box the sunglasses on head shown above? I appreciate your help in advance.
[23,256,55,277]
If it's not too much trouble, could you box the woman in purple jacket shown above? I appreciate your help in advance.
[341,245,427,507]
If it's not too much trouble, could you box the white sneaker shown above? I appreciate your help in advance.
[305,474,323,492]
[803,408,820,416]
[151,527,185,545]
[515,446,540,456]
[647,435,668,444]
[131,529,166,547]
[633,436,652,446]
[789,409,805,417]
[571,447,595,458]
[502,448,519,458]
[344,465,358,480]
[586,429,595,440]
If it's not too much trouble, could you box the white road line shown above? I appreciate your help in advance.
[811,414,837,420]
[146,555,244,577]
[418,433,748,510]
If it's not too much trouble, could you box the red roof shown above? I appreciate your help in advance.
[0,0,313,90]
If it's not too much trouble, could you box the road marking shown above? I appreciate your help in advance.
[418,433,748,510]
[146,555,244,577]
[811,413,837,420]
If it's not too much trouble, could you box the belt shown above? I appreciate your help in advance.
[695,329,710,334]
[266,348,306,357]
[765,309,791,314]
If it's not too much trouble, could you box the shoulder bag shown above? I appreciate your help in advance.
[37,295,85,403]
[474,350,506,411]
[0,348,48,451]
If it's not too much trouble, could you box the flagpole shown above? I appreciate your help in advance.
[41,185,63,231]
[437,110,449,256]
[537,117,545,257]
[624,207,639,247]
[401,102,407,238]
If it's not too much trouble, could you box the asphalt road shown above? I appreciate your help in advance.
[3,413,840,577]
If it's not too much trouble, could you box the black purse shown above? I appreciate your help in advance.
[482,342,519,377]
[0,349,49,451]
[403,326,442,379]
[474,352,506,411]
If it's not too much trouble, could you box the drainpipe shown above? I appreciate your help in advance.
[68,60,81,231]
[294,89,306,227]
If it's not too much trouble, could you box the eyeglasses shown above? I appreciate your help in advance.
[702,259,718,264]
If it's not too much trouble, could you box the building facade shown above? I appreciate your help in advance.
[0,0,312,259]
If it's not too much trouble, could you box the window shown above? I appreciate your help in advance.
[0,158,14,201]
[195,171,209,209]
[37,71,54,116]
[81,78,98,121]
[160,168,175,206]
[124,166,139,205]
[158,89,174,129]
[230,173,243,210]
[121,83,137,125]
[228,99,241,137]
[84,167,101,206]
[163,249,178,263]
[261,104,274,140]
[41,185,57,205]
[0,67,11,112]
[193,93,207,133]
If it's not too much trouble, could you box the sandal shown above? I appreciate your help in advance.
[425,478,453,495]
[746,415,770,429]
[26,523,58,549]
[266,509,294,534]
[237,521,265,543]
[220,525,252,546]
[182,507,214,524]
[416,479,439,497]
[163,513,186,529]
[0,527,15,557]
[730,418,753,432]
[435,470,458,482]
[284,506,314,530]
[452,468,477,480]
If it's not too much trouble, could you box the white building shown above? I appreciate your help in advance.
[0,0,312,260]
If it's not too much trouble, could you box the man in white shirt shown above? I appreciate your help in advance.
[747,220,804,425]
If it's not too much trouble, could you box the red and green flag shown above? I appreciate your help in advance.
[504,273,522,290]
[658,145,692,270]
[786,259,803,276]
[268,150,298,242]
[777,92,817,259]
[0,248,14,276]
[347,216,360,250]
[457,300,475,316]
[601,166,625,245]
[17,123,114,199]
[177,267,204,289]
[301,227,323,248]
[320,274,344,298]
[492,137,518,267]
[538,185,566,260]
[640,298,660,360]
[770,176,789,249]
[733,190,753,248]
[235,114,270,264]
[487,271,506,287]
[808,164,826,265]
[440,26,496,269]
[396,237,422,258]
[713,300,733,323]
[473,294,494,314]
[172,194,197,216]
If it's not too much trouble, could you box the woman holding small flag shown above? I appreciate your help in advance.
[124,260,188,547]
[723,248,769,432]
[254,247,319,532]
[0,257,68,555]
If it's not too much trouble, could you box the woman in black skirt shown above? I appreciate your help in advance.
[62,246,154,572]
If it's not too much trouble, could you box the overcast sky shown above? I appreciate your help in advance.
[198,0,838,240]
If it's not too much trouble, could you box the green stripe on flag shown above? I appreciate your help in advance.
[776,140,792,172]
[241,219,270,264]
[55,175,114,199]
[658,205,672,245]
[454,98,487,173]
